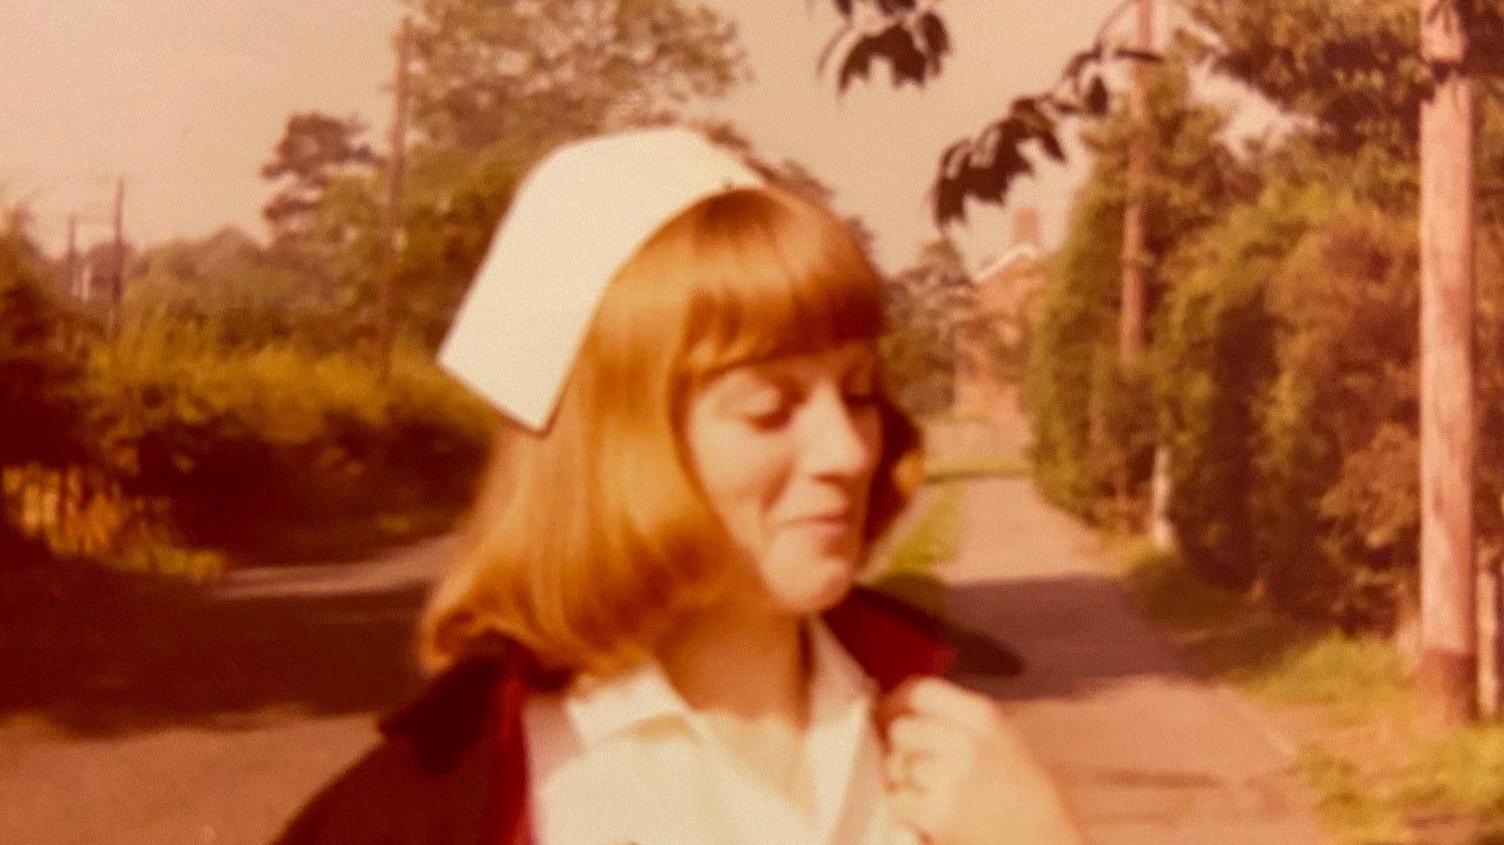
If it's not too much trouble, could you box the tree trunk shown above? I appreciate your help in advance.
[1417,0,1477,726]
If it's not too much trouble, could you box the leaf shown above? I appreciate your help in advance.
[1062,46,1104,86]
[1011,96,1049,131]
[1036,128,1066,162]
[836,33,881,91]
[1085,75,1110,116]
[938,139,972,179]
[1111,47,1163,64]
[916,11,950,66]
[873,23,928,87]
[931,173,967,226]
[988,143,1034,185]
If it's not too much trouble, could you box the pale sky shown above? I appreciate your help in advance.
[2,0,1259,272]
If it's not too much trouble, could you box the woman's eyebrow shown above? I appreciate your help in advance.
[713,368,790,402]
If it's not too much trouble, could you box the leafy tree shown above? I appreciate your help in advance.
[0,209,88,557]
[259,1,750,347]
[881,238,971,415]
[405,0,746,151]
[1027,55,1251,521]
[260,112,379,245]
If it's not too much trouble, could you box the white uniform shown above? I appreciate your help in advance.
[523,619,921,845]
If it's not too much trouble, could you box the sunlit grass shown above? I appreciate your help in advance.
[923,454,1031,482]
[869,481,964,617]
[1113,537,1504,844]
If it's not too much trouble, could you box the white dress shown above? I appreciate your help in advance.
[522,618,922,845]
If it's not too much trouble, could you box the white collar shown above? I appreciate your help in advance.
[563,616,878,748]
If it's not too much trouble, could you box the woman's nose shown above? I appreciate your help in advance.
[799,387,879,478]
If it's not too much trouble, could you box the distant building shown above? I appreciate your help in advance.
[953,208,1048,421]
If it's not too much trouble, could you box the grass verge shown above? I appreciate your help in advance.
[924,454,1031,483]
[869,481,965,617]
[1114,538,1504,845]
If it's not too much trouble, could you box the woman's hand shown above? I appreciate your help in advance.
[879,676,1085,845]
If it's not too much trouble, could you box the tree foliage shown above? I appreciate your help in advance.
[261,112,379,243]
[817,0,1162,223]
[881,238,971,415]
[1027,56,1251,520]
[406,0,746,151]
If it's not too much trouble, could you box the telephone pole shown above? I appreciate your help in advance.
[377,16,413,380]
[1118,0,1152,367]
[1417,0,1477,726]
[63,215,79,300]
[107,178,126,340]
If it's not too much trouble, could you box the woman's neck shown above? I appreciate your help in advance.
[657,596,811,726]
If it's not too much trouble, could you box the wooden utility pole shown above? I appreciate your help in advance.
[377,16,413,381]
[107,178,125,340]
[1417,0,1477,726]
[1118,0,1151,367]
[63,215,78,300]
[1114,0,1173,540]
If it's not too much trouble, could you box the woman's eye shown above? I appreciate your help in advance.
[736,392,793,428]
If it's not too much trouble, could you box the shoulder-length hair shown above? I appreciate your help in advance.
[419,183,922,677]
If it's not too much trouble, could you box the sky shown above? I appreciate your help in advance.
[1,0,1262,273]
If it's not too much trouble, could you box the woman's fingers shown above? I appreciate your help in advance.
[883,676,1004,735]
[887,780,944,838]
[878,676,1088,845]
[887,713,954,755]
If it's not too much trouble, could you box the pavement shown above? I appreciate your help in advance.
[941,476,1326,844]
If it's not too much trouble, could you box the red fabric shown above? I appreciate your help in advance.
[487,586,955,844]
[484,670,534,845]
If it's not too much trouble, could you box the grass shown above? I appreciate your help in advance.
[869,481,965,617]
[924,454,1031,483]
[1113,538,1504,845]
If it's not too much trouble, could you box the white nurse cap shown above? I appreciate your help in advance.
[437,126,766,431]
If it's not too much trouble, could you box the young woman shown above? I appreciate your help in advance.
[277,127,1081,845]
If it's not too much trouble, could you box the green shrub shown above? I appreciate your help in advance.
[1156,186,1302,594]
[84,319,496,555]
[1158,188,1504,631]
[1026,53,1250,524]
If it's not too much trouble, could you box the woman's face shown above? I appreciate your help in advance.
[683,340,884,615]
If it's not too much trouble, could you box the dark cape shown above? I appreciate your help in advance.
[272,587,1018,845]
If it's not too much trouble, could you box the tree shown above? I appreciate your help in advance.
[881,237,972,414]
[817,0,1504,726]
[1028,55,1251,523]
[261,112,379,245]
[263,0,749,349]
[404,0,746,151]
[0,208,87,556]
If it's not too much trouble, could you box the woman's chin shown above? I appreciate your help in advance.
[772,559,858,615]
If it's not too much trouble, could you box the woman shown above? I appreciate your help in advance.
[277,127,1081,845]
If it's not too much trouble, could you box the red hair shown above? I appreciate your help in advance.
[420,185,921,675]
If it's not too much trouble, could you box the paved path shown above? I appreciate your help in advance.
[0,536,458,845]
[927,422,1327,844]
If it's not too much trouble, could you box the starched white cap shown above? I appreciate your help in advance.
[437,127,765,431]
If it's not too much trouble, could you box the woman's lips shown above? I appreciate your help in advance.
[784,512,856,539]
